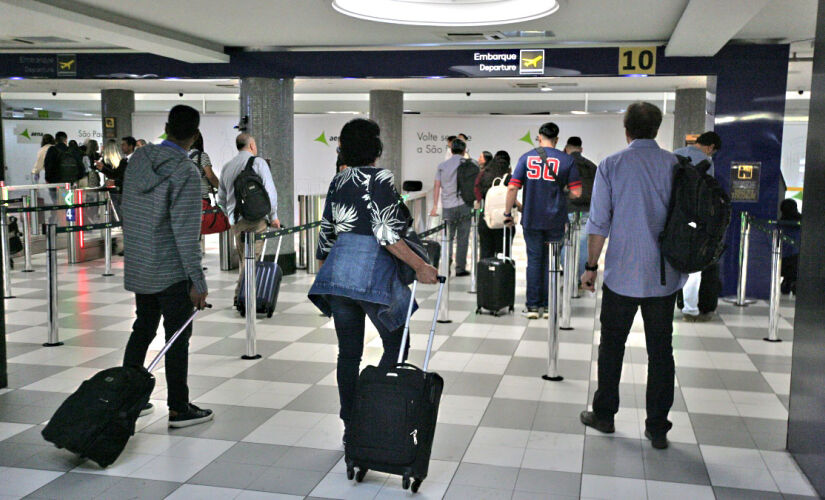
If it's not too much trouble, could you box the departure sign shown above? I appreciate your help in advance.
[618,47,657,75]
[730,162,761,202]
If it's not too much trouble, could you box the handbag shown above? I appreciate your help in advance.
[201,199,231,235]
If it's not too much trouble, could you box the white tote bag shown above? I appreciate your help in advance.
[484,176,518,229]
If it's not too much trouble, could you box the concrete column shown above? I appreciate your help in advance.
[369,90,403,189]
[240,77,296,274]
[672,88,708,149]
[100,89,135,142]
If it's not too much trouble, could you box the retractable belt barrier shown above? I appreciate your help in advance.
[202,207,223,215]
[5,200,108,214]
[52,221,121,233]
[256,220,323,241]
[0,198,24,205]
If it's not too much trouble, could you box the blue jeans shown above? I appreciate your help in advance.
[523,228,562,309]
[561,212,589,281]
[327,295,410,425]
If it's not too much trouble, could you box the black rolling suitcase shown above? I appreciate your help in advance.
[476,228,516,315]
[42,308,205,468]
[238,235,283,318]
[421,239,440,269]
[345,276,447,493]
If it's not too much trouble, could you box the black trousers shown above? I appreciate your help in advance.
[123,280,193,413]
[781,255,798,294]
[593,285,678,435]
[478,218,513,260]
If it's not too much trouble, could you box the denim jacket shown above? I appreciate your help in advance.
[308,232,416,332]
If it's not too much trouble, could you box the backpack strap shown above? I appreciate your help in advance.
[244,156,257,171]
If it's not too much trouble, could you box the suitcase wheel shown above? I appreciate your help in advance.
[411,478,422,493]
[355,468,367,483]
[346,466,355,480]
[266,306,274,318]
[402,474,410,490]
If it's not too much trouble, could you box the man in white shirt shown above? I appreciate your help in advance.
[218,133,281,299]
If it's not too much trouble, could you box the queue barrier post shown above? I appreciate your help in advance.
[102,201,114,277]
[437,222,451,323]
[571,212,582,299]
[560,225,575,331]
[44,224,62,347]
[242,231,261,360]
[469,210,478,294]
[29,188,40,236]
[765,226,783,343]
[0,206,14,299]
[543,240,564,382]
[724,212,757,306]
[22,195,34,273]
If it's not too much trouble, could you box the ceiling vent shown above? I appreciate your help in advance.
[10,36,76,44]
[216,83,239,89]
[443,30,554,42]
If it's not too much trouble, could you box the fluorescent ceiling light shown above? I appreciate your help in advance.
[332,0,559,26]
[571,110,588,115]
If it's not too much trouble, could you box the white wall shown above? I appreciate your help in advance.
[781,120,806,190]
[2,119,101,185]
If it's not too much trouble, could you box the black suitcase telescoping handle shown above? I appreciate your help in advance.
[146,304,211,373]
[397,276,447,372]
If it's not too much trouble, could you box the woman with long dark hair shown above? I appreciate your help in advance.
[309,118,438,441]
[478,150,516,258]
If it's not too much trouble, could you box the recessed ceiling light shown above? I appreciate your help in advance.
[571,110,588,115]
[332,0,559,27]
[540,87,552,92]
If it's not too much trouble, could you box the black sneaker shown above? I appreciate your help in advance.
[168,403,214,428]
[455,270,470,277]
[645,430,669,449]
[139,403,154,417]
[580,411,615,433]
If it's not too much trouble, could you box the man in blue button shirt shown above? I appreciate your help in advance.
[674,132,722,322]
[579,102,687,450]
[504,122,581,319]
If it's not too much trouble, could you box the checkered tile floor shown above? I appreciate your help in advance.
[0,232,815,499]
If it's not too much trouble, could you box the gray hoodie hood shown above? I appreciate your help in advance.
[129,143,192,194]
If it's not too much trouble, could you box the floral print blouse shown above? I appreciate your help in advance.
[316,166,407,260]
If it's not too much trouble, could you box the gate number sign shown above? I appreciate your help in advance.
[618,47,657,75]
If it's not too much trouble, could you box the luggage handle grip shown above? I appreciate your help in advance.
[146,304,211,373]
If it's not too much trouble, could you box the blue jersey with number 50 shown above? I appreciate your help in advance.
[509,146,580,236]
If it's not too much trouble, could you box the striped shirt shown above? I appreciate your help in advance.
[122,141,207,295]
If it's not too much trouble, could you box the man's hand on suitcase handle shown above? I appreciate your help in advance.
[416,263,439,284]
[190,286,209,310]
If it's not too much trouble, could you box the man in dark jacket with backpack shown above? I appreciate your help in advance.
[430,138,476,277]
[580,102,687,450]
[564,136,598,282]
[43,131,83,184]
[218,133,280,299]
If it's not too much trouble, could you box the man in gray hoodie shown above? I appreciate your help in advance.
[121,105,212,428]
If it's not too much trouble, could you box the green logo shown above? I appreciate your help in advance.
[314,131,329,146]
[158,133,167,140]
[519,131,534,146]
[19,129,30,140]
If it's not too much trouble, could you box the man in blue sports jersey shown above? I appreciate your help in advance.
[504,122,582,319]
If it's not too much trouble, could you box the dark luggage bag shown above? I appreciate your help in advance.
[422,239,440,270]
[42,308,204,468]
[345,276,447,493]
[476,230,515,315]
[238,235,283,318]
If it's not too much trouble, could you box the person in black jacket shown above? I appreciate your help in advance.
[43,131,83,184]
[478,151,515,259]
[780,199,801,294]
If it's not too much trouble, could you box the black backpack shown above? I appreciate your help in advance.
[233,156,271,223]
[570,154,597,208]
[659,155,732,285]
[58,148,83,183]
[456,158,480,206]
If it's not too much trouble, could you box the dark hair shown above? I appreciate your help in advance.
[780,199,801,221]
[566,136,582,148]
[493,150,511,166]
[68,140,79,149]
[624,102,662,140]
[121,136,137,148]
[538,122,560,140]
[191,134,204,152]
[481,151,493,165]
[479,157,512,198]
[336,153,346,173]
[166,105,200,141]
[339,118,383,167]
[236,132,252,150]
[55,131,67,142]
[458,133,468,140]
[696,131,722,151]
[446,135,457,143]
[41,134,55,147]
[450,138,466,155]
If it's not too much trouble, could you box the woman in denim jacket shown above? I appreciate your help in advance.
[308,119,438,440]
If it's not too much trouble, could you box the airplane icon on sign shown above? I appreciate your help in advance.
[59,60,75,70]
[522,55,543,68]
